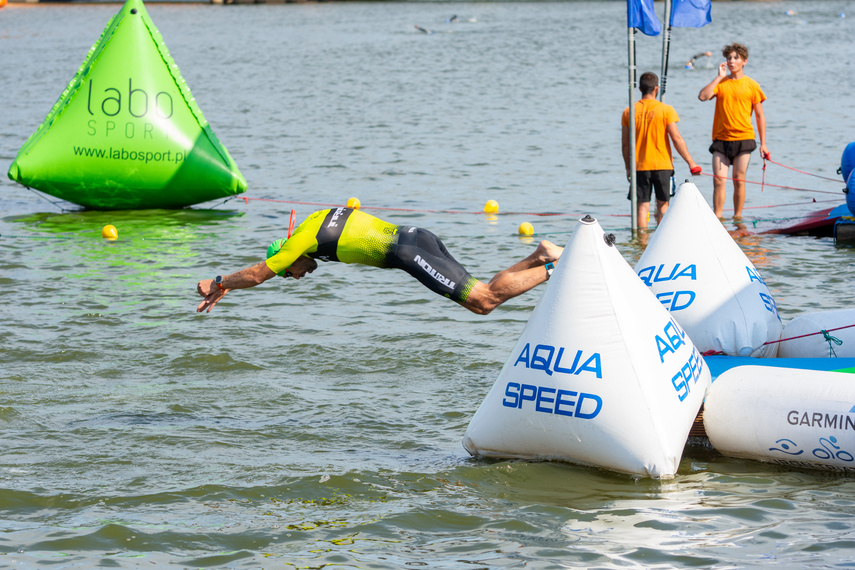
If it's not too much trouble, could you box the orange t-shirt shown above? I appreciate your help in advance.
[711,76,766,141]
[622,99,679,172]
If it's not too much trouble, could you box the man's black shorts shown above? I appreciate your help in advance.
[709,139,757,163]
[627,170,674,203]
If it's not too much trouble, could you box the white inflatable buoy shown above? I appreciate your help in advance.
[463,216,710,478]
[778,309,855,358]
[704,366,855,472]
[634,182,782,357]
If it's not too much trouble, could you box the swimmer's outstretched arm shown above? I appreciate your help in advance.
[196,261,276,313]
[195,256,318,313]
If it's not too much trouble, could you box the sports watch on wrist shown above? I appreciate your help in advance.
[215,275,225,290]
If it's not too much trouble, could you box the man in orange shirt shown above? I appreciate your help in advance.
[622,72,700,229]
[698,42,769,219]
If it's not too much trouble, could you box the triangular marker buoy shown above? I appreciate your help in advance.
[634,182,782,357]
[463,216,709,478]
[7,0,246,210]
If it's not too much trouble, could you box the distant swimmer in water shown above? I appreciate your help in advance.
[447,15,458,23]
[685,51,713,70]
[196,208,564,316]
[414,25,432,34]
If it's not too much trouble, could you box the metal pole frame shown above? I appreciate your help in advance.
[659,0,673,101]
[628,27,638,232]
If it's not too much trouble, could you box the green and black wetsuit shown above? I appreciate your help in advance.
[265,208,478,303]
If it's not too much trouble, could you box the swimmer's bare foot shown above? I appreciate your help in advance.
[535,240,564,264]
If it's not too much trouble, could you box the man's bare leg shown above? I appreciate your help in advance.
[712,152,730,218]
[637,200,651,230]
[730,153,751,219]
[463,241,563,315]
[655,199,668,224]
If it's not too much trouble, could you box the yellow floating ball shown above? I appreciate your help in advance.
[518,222,534,236]
[484,200,499,214]
[101,224,118,240]
[346,197,361,209]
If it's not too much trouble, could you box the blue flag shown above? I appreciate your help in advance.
[670,0,712,28]
[628,0,661,36]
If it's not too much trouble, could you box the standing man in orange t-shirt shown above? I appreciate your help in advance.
[698,42,769,219]
[622,72,700,229]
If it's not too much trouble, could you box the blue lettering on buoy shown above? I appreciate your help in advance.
[637,263,697,287]
[502,382,602,419]
[513,343,602,378]
[670,346,704,402]
[639,264,698,311]
[746,266,765,284]
[655,290,696,311]
[655,318,687,363]
[759,292,781,321]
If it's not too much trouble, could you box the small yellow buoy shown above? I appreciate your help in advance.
[346,197,361,209]
[484,200,499,214]
[102,224,118,240]
[518,222,534,236]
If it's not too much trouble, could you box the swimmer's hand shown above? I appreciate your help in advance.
[196,279,227,314]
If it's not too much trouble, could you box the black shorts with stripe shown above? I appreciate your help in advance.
[391,227,477,303]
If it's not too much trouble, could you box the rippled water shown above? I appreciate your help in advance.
[3,1,855,568]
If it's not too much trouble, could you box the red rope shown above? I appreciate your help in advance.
[235,196,629,218]
[699,155,844,195]
[763,323,855,346]
[703,323,855,357]
[700,172,840,195]
[742,197,840,210]
[764,157,842,183]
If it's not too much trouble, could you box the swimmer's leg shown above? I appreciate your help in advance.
[462,241,563,315]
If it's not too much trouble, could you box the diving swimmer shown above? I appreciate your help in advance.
[196,207,563,316]
[685,51,713,70]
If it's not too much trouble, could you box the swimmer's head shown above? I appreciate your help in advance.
[267,238,289,276]
[267,238,287,259]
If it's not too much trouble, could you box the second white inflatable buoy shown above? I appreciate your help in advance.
[634,182,782,357]
[778,309,855,358]
[462,216,710,478]
[704,366,855,472]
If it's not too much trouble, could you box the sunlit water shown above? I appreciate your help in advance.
[2,1,855,567]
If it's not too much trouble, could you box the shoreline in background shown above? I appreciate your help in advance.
[5,0,330,4]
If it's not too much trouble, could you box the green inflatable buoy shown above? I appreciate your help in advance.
[7,0,247,210]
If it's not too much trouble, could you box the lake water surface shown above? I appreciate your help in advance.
[3,1,855,567]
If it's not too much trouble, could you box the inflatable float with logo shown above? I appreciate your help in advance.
[703,365,855,472]
[7,0,246,210]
